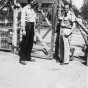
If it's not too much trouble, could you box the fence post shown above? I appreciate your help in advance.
[51,3,57,58]
[12,8,18,53]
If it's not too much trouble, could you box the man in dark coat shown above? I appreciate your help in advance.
[19,0,37,65]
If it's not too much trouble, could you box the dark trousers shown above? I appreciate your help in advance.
[19,22,34,61]
[55,33,60,58]
[54,23,60,61]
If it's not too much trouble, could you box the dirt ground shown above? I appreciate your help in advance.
[0,51,87,88]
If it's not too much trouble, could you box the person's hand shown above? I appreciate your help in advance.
[22,30,26,35]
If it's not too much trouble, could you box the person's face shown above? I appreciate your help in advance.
[65,5,69,12]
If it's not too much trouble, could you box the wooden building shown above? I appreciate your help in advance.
[0,0,13,50]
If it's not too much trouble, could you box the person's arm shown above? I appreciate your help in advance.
[70,11,76,34]
[70,22,75,34]
[34,12,38,29]
[65,12,76,37]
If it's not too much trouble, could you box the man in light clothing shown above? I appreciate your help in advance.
[19,0,37,65]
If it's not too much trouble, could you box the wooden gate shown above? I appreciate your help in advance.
[31,1,58,59]
[12,0,58,59]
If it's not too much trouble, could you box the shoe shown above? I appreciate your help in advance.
[70,57,73,61]
[26,57,32,61]
[56,57,60,63]
[64,63,69,65]
[26,58,35,62]
[60,62,69,65]
[60,62,64,65]
[26,59,31,61]
[19,60,27,65]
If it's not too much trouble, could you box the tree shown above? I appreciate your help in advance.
[81,0,88,21]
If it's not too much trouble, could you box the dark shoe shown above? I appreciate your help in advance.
[26,57,32,61]
[60,62,69,65]
[60,60,68,65]
[60,60,64,63]
[56,57,60,63]
[64,63,69,65]
[53,54,60,61]
[56,59,60,63]
[19,60,27,65]
[26,58,35,62]
[53,53,58,59]
[60,62,64,65]
[26,59,31,61]
[70,56,73,61]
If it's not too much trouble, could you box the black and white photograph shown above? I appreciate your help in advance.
[0,0,87,88]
